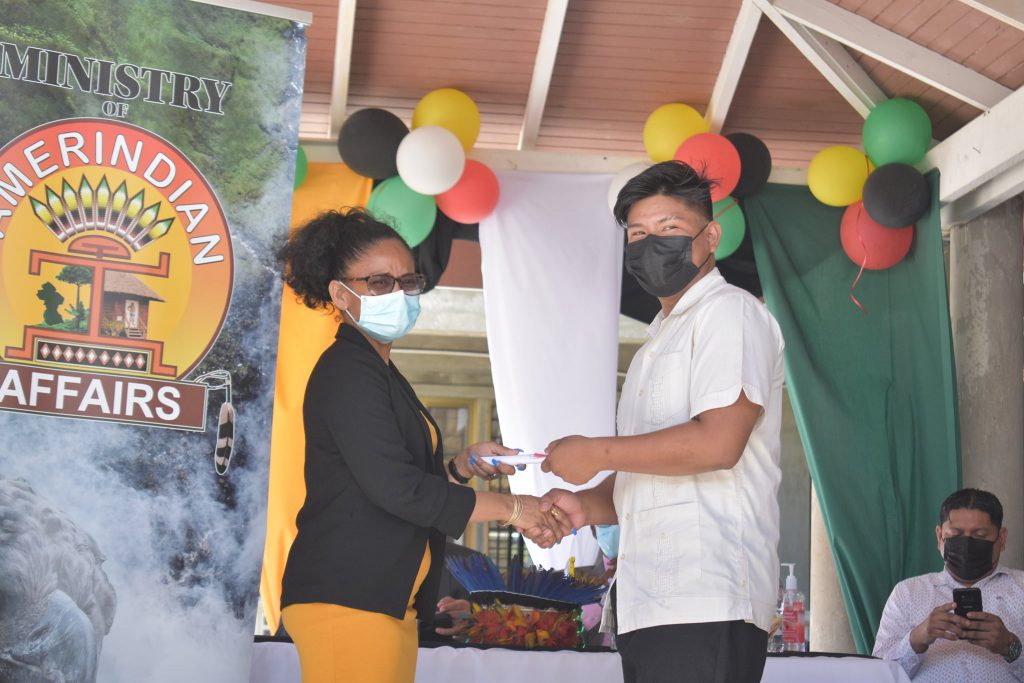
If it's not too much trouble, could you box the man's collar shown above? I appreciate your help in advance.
[646,268,725,338]
[932,565,1009,587]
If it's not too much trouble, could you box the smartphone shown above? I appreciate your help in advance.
[953,587,983,618]
[432,612,454,629]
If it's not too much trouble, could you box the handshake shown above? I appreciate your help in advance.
[506,489,585,549]
[457,438,606,548]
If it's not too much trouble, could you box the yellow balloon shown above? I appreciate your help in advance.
[412,88,480,152]
[643,103,708,162]
[807,146,875,206]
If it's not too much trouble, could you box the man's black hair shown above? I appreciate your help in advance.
[612,160,715,228]
[939,488,1003,528]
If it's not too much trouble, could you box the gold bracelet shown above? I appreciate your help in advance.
[510,495,523,526]
[503,494,523,527]
[501,495,515,526]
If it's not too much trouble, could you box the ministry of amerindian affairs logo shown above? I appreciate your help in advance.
[0,118,233,431]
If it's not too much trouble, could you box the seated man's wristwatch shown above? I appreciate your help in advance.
[1005,634,1022,664]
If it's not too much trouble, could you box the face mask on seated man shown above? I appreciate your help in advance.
[873,488,1024,682]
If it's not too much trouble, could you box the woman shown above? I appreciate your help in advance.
[278,209,564,683]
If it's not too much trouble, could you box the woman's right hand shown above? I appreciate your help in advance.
[514,495,573,548]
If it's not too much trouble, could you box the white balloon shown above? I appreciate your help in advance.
[607,162,653,214]
[396,126,466,195]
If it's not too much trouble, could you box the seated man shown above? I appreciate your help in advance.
[873,488,1024,681]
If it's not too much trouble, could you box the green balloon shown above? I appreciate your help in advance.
[863,98,932,167]
[714,197,745,260]
[294,145,308,190]
[367,176,437,247]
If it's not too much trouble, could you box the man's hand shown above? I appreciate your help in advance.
[514,495,572,548]
[539,489,588,530]
[519,490,585,547]
[910,602,969,653]
[964,611,1017,657]
[541,435,602,485]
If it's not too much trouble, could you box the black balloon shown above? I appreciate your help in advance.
[337,108,409,179]
[412,211,455,294]
[725,133,772,197]
[863,163,930,228]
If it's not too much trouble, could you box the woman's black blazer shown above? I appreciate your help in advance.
[281,323,476,621]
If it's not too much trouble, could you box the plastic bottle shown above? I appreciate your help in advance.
[781,563,808,652]
[766,581,785,653]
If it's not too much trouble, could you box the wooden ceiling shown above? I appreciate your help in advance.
[271,0,1024,169]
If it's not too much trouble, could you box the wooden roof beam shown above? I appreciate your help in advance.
[329,0,358,139]
[773,0,1012,111]
[751,0,885,118]
[518,0,569,150]
[925,84,1024,225]
[941,160,1024,228]
[706,0,762,133]
[194,0,311,24]
[303,139,808,186]
[955,0,1024,33]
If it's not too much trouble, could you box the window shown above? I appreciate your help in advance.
[423,397,524,572]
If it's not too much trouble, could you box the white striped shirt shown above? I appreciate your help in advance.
[873,566,1024,682]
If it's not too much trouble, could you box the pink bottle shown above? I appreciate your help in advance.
[781,563,807,652]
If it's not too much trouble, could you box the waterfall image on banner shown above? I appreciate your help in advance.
[0,1,307,681]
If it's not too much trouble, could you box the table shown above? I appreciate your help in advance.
[250,641,912,683]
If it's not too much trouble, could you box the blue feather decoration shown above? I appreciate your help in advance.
[445,553,606,606]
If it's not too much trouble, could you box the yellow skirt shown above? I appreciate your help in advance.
[282,545,431,683]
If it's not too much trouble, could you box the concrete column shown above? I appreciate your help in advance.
[810,484,857,653]
[949,196,1024,568]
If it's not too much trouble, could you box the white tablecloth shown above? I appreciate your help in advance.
[250,641,912,683]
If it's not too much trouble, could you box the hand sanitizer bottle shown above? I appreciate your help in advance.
[781,563,807,652]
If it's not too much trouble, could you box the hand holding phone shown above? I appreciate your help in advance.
[953,587,983,618]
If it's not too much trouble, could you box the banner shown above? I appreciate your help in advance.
[479,170,622,570]
[0,1,307,681]
[745,177,960,653]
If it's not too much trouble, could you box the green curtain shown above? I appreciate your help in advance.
[744,174,961,653]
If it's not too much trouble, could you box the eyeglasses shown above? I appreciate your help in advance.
[342,273,427,296]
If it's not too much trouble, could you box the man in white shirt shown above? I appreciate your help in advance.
[873,488,1024,682]
[536,161,785,683]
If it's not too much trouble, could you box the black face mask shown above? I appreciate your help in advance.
[943,535,996,582]
[624,222,711,298]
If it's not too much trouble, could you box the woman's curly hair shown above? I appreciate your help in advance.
[278,208,408,311]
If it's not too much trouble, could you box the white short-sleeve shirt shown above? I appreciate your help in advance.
[608,268,785,635]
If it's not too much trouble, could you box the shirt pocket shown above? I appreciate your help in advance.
[632,502,701,596]
[645,350,689,426]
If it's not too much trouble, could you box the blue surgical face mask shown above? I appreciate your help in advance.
[339,281,420,343]
[595,524,620,559]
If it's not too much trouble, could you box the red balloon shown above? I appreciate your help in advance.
[674,133,741,202]
[436,160,500,223]
[840,202,913,270]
